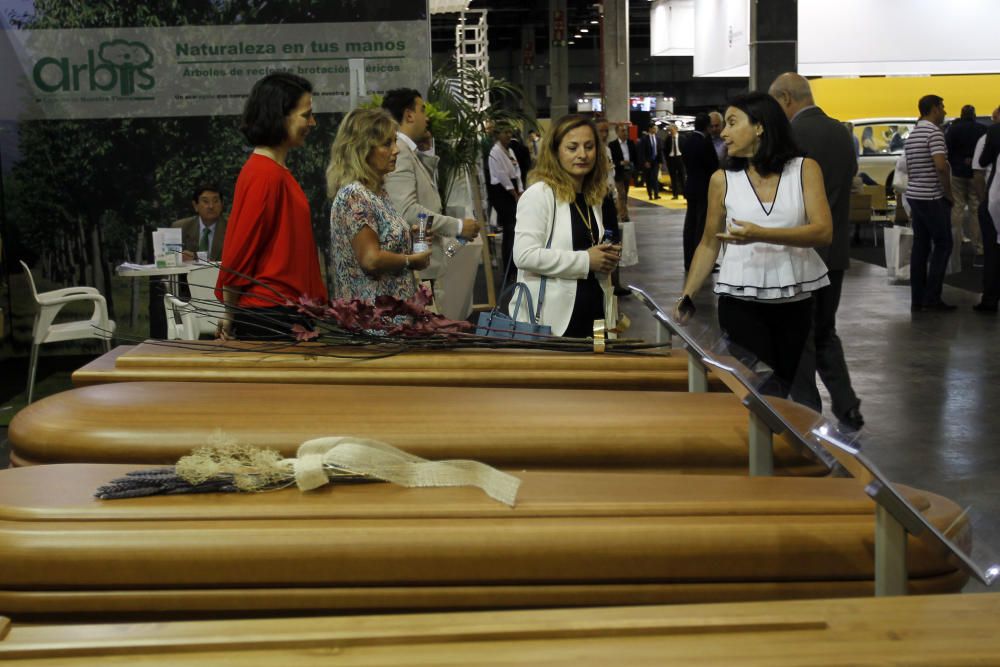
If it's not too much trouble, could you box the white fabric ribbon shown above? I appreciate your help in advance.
[291,436,521,507]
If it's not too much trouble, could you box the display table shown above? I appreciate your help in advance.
[72,342,725,391]
[0,464,966,620]
[115,262,197,300]
[2,593,997,664]
[8,381,825,474]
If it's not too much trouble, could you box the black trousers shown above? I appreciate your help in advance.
[717,295,814,397]
[489,184,518,284]
[789,271,861,418]
[682,193,708,272]
[978,201,1000,306]
[643,162,661,198]
[908,197,953,306]
[665,155,686,198]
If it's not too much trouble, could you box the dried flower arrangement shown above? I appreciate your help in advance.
[96,432,521,507]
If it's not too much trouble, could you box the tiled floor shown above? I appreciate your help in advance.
[1,194,997,592]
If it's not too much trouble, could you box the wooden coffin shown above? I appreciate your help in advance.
[7,381,826,475]
[2,593,999,665]
[0,464,966,620]
[72,342,725,391]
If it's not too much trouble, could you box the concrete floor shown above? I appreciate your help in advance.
[617,197,1000,592]
[1,194,997,593]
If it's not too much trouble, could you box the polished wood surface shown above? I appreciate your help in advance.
[72,342,725,391]
[2,593,997,665]
[0,464,965,618]
[8,381,824,474]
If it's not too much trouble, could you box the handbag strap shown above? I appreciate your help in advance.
[505,283,538,324]
[495,188,560,323]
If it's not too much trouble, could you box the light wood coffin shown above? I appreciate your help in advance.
[2,593,999,665]
[8,381,826,475]
[71,342,726,391]
[0,465,966,620]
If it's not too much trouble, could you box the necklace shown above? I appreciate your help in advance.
[744,168,781,217]
[573,199,597,245]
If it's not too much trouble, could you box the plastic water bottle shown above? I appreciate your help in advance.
[446,206,474,257]
[413,212,430,253]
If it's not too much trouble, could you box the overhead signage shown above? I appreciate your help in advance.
[1,21,431,119]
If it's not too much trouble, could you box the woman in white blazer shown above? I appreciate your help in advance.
[512,114,621,337]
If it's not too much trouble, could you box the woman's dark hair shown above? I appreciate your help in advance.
[240,73,314,147]
[724,91,800,176]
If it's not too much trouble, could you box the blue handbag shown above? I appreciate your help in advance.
[475,279,552,340]
[475,196,556,340]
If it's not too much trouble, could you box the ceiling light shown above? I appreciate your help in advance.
[580,28,589,33]
[569,40,576,44]
[590,20,598,24]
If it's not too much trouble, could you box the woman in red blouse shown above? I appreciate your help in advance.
[216,72,327,340]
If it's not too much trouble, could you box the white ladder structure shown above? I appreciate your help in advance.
[455,9,490,109]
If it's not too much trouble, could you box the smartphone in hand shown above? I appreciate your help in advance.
[677,295,696,318]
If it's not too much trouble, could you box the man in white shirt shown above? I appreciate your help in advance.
[609,123,637,222]
[664,122,686,199]
[488,125,523,283]
[382,89,480,282]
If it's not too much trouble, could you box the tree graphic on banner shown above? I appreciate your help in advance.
[6,1,343,324]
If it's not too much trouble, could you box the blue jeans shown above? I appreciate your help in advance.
[907,197,953,306]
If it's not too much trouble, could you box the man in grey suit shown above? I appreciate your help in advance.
[172,183,227,261]
[770,72,864,431]
[382,89,480,288]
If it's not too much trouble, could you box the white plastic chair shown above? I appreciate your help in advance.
[20,260,116,403]
[164,265,222,340]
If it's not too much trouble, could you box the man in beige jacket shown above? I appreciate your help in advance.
[382,89,480,294]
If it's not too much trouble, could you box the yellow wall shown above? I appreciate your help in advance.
[810,74,1000,121]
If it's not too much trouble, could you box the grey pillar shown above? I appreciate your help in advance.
[601,0,629,124]
[521,24,538,113]
[549,0,569,119]
[749,0,797,92]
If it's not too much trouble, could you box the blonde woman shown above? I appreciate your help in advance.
[511,114,621,337]
[326,108,432,302]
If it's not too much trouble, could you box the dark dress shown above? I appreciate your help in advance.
[562,194,618,338]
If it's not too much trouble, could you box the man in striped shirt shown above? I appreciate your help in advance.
[905,95,956,312]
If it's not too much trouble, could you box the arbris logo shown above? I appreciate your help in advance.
[33,39,155,96]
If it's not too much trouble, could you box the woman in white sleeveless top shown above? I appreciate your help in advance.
[675,92,832,396]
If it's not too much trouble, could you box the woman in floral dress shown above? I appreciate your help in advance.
[326,108,432,302]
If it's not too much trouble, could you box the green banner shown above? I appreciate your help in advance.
[2,21,430,119]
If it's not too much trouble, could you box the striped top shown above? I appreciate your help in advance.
[903,119,946,200]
